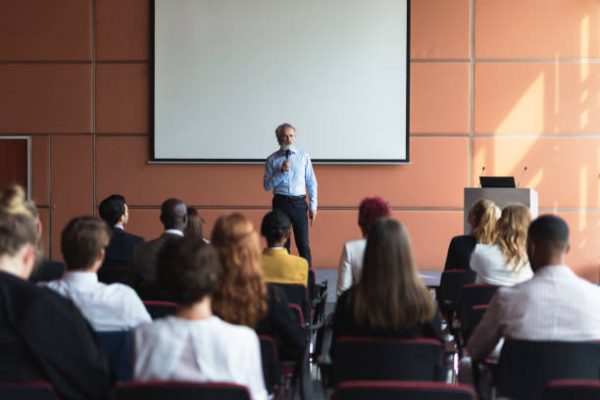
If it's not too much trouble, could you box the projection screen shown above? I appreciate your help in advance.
[153,0,409,163]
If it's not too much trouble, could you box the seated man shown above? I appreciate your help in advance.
[98,194,144,268]
[132,198,187,297]
[41,216,151,331]
[260,209,308,286]
[467,214,600,361]
[0,187,111,400]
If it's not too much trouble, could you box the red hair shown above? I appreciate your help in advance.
[358,197,391,236]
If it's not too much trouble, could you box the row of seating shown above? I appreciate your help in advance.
[4,379,600,399]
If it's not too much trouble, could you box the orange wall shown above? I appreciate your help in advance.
[1,0,599,280]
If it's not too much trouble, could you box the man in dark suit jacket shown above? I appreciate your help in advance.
[98,194,144,283]
[131,198,187,299]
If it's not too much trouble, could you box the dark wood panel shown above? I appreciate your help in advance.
[0,139,28,190]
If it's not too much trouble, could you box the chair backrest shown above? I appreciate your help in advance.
[332,337,444,385]
[116,381,251,400]
[0,381,57,400]
[457,284,498,321]
[438,270,476,310]
[288,303,305,326]
[95,330,133,381]
[143,300,177,319]
[497,340,600,400]
[258,335,282,394]
[543,380,600,400]
[270,283,310,321]
[333,380,475,400]
[462,305,488,344]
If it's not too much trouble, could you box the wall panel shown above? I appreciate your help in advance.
[0,65,92,134]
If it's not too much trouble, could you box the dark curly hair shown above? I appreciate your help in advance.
[158,237,221,307]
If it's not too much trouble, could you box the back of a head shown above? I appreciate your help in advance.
[494,203,531,270]
[160,198,188,230]
[184,207,204,239]
[0,186,37,260]
[354,218,434,330]
[0,185,38,220]
[61,216,111,271]
[260,209,291,247]
[158,237,221,306]
[527,214,569,267]
[358,196,391,236]
[98,194,126,226]
[211,213,267,327]
[470,198,499,244]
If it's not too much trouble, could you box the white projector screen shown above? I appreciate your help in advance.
[153,0,409,163]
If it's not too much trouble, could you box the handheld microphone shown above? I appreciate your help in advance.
[285,149,291,159]
[517,166,528,188]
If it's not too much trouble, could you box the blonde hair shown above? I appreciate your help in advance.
[0,186,37,258]
[211,213,268,328]
[469,199,500,244]
[494,204,531,271]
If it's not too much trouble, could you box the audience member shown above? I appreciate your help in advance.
[444,198,499,271]
[0,186,111,400]
[98,194,144,268]
[260,210,308,286]
[134,237,267,400]
[333,218,442,346]
[336,196,391,295]
[184,206,209,243]
[467,214,600,361]
[212,213,306,362]
[132,197,187,296]
[332,218,442,346]
[0,186,67,283]
[470,203,533,285]
[40,216,151,331]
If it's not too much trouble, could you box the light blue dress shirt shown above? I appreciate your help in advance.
[264,147,318,211]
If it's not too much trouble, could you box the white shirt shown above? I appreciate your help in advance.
[336,238,366,296]
[470,243,533,286]
[41,271,151,331]
[467,265,600,360]
[134,316,267,400]
[164,229,184,237]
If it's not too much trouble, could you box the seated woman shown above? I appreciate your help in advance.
[332,218,442,344]
[133,237,267,400]
[444,198,499,271]
[336,196,391,296]
[211,213,306,362]
[0,186,111,400]
[470,203,533,286]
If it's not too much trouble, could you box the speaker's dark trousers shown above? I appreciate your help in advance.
[272,194,312,267]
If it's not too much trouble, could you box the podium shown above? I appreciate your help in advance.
[464,188,538,234]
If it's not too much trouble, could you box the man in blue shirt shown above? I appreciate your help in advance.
[264,123,317,266]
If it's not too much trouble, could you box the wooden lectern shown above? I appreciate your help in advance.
[464,188,538,234]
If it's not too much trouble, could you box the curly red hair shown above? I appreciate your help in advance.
[211,213,268,328]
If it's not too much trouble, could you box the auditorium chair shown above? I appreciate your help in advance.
[258,335,282,395]
[489,340,600,400]
[437,270,476,321]
[333,381,475,400]
[95,330,133,381]
[461,304,488,345]
[115,382,251,400]
[543,380,600,400]
[331,337,444,386]
[142,300,177,319]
